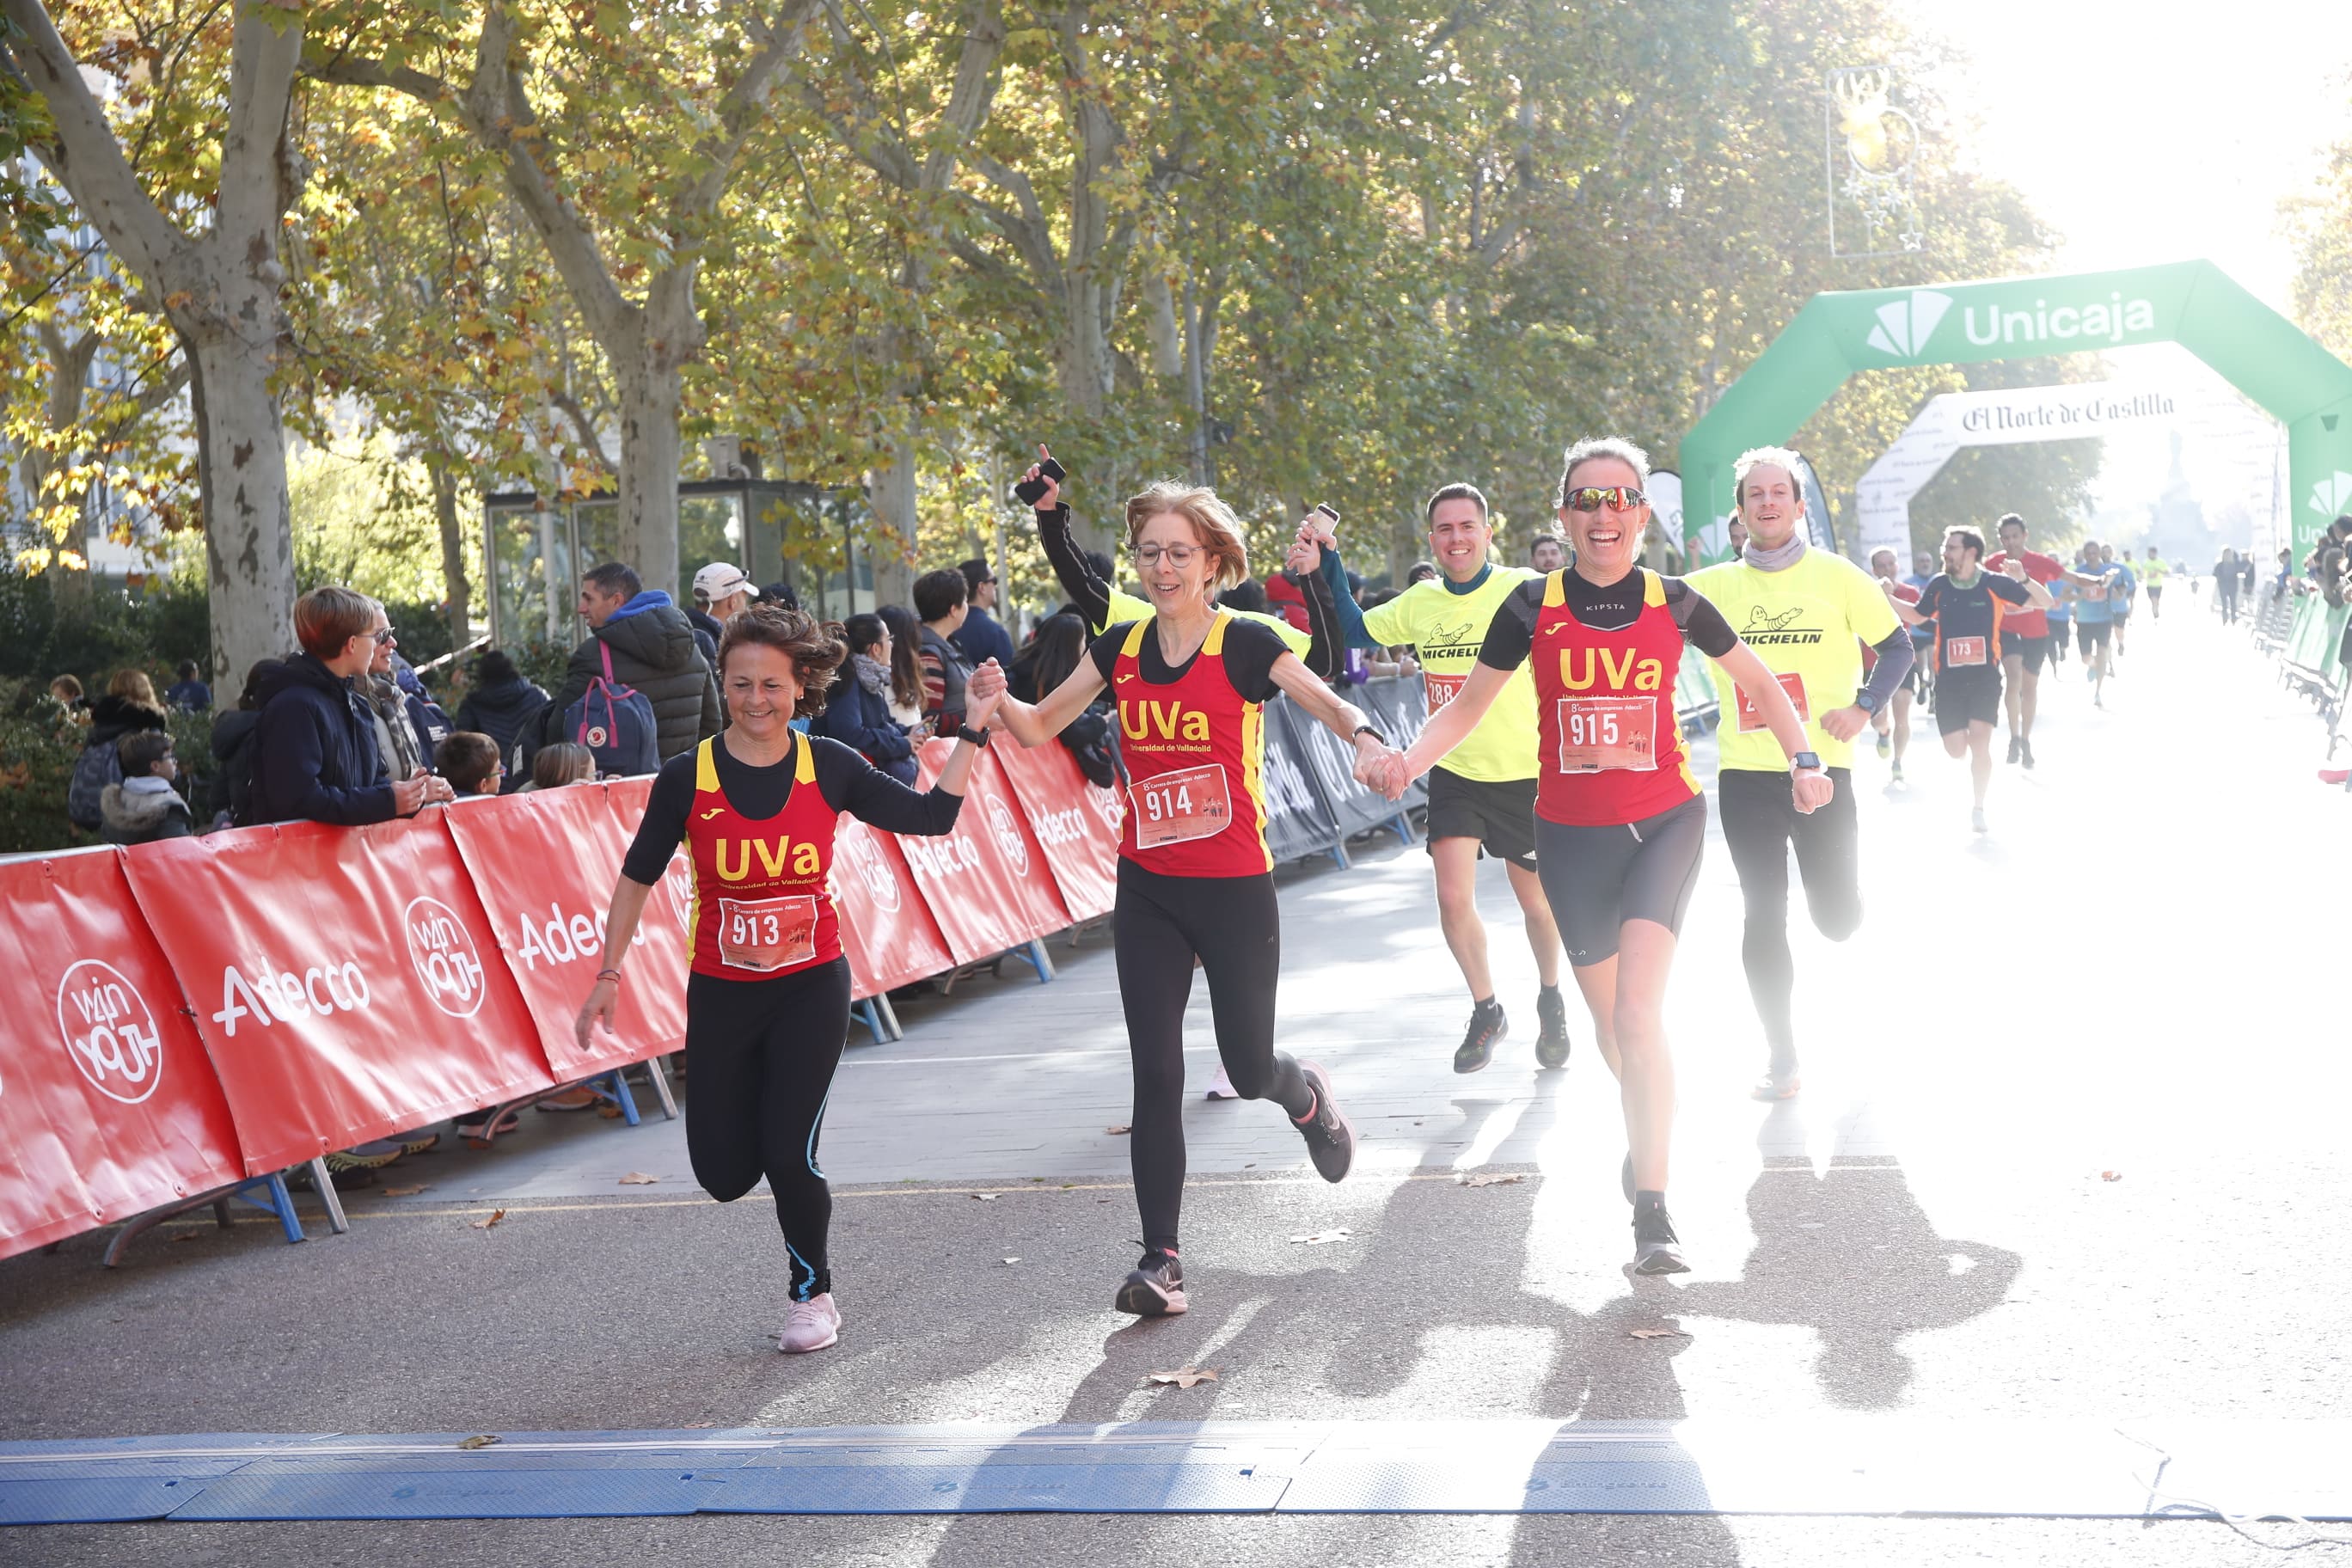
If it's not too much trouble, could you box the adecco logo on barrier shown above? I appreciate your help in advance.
[986,795,1032,877]
[402,896,488,1019]
[54,959,164,1105]
[211,956,372,1036]
[1025,797,1092,849]
[836,826,901,915]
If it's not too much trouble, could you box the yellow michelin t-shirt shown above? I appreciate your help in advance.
[1687,550,1901,772]
[1103,587,1310,658]
[1363,565,1542,783]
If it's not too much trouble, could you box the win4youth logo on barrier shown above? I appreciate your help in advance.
[54,959,165,1106]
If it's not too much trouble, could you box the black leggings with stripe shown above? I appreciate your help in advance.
[1116,861,1314,1253]
[684,959,849,1302]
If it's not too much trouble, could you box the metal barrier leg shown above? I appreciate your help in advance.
[1014,938,1057,983]
[1326,843,1352,871]
[260,1173,304,1245]
[603,1069,644,1127]
[874,992,904,1042]
[643,1055,680,1120]
[853,998,888,1045]
[1387,812,1417,847]
[309,1159,349,1234]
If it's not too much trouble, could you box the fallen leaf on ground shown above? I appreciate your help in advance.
[1628,1327,1687,1340]
[1147,1367,1219,1389]
[619,1172,658,1185]
[456,1435,501,1449]
[168,1230,201,1242]
[1289,1228,1351,1245]
[470,1209,506,1230]
[1460,1173,1524,1187]
[970,1192,998,1202]
[1003,1257,1020,1265]
[1106,1124,1130,1136]
[2100,1171,2122,1182]
[383,1185,431,1197]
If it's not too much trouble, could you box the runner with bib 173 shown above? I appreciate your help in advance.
[1286,486,1571,1075]
[982,473,1372,1320]
[578,604,1008,1355]
[1368,438,1834,1276]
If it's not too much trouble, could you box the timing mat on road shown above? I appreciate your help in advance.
[3,1418,2345,1524]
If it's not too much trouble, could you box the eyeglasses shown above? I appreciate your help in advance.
[1134,544,1200,568]
[1565,487,1647,513]
[369,628,396,644]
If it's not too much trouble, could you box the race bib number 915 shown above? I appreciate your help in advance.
[717,894,818,973]
[1131,763,1233,848]
[1555,695,1657,772]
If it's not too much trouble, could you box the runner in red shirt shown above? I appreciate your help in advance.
[1371,437,1833,1276]
[988,464,1378,1319]
[1982,512,2074,771]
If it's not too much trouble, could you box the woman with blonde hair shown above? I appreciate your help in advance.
[985,463,1373,1318]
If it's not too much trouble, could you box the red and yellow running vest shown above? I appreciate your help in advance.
[1112,614,1273,878]
[1531,568,1702,827]
[683,733,843,980]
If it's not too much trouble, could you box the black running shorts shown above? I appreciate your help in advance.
[1935,666,2001,735]
[1424,767,1540,867]
[2075,621,2113,656]
[2000,633,2048,677]
[1533,795,1706,967]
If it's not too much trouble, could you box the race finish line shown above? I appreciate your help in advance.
[2,1419,2341,1523]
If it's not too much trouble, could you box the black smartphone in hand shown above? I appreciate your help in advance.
[1014,456,1067,508]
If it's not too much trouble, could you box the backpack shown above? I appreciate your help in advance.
[1058,707,1121,790]
[563,640,659,776]
[67,738,123,831]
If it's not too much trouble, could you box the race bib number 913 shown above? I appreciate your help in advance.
[1131,763,1233,849]
[717,894,818,973]
[1555,695,1657,772]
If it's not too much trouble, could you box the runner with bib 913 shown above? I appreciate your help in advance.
[983,474,1375,1320]
[1368,438,1833,1276]
[577,604,1008,1356]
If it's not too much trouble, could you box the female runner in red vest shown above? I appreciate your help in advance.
[1376,438,1834,1274]
[577,604,1006,1353]
[983,474,1384,1317]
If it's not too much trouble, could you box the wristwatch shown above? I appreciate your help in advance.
[1790,750,1823,774]
[959,725,991,748]
[1354,724,1387,745]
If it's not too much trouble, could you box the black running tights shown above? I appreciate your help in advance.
[1718,767,1860,1075]
[1115,861,1312,1254]
[684,959,849,1302]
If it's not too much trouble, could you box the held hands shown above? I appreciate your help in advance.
[1791,769,1835,815]
[1352,736,1412,801]
[1022,443,1060,512]
[965,658,1008,732]
[1819,704,1870,743]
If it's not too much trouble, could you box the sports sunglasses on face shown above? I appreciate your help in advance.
[1565,486,1647,512]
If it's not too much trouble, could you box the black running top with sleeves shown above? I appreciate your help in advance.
[1084,615,1290,701]
[620,732,961,884]
[1476,567,1740,671]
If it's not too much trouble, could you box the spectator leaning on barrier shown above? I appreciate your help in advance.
[100,730,193,844]
[208,659,281,828]
[874,603,928,729]
[546,560,721,762]
[355,605,445,782]
[812,613,916,783]
[435,732,503,796]
[249,586,454,825]
[913,567,974,724]
[454,648,548,789]
[520,741,597,792]
[164,659,211,712]
[952,557,1019,671]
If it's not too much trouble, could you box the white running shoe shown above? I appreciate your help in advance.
[777,1292,841,1353]
[1971,806,1988,834]
[1205,1063,1239,1099]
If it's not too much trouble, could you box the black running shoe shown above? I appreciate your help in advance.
[1632,1200,1689,1276]
[1295,1061,1356,1183]
[2006,734,2021,765]
[1455,1001,1507,1074]
[1534,988,1571,1070]
[1115,1249,1187,1317]
[2020,737,2036,771]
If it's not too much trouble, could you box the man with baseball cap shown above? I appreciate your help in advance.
[689,562,757,667]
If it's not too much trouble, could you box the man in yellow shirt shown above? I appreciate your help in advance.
[1291,485,1569,1074]
[2139,548,2170,620]
[1689,447,1914,1101]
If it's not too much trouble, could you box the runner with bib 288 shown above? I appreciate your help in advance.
[983,469,1372,1320]
[1369,438,1834,1275]
[1688,447,1912,1103]
[1285,485,1571,1075]
[578,604,1007,1355]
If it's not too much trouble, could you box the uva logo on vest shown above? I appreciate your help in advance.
[405,896,488,1019]
[1121,700,1212,743]
[1558,648,1665,691]
[986,796,1032,876]
[55,959,163,1105]
[712,836,823,881]
[211,956,373,1037]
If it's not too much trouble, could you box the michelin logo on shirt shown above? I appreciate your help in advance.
[1739,604,1823,646]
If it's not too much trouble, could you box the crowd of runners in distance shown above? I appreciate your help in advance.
[574,432,2190,1351]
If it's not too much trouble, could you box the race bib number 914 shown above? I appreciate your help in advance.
[1131,763,1233,848]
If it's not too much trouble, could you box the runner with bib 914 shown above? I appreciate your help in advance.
[577,604,1008,1356]
[1368,437,1834,1276]
[983,475,1374,1320]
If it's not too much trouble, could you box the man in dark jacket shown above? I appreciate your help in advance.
[455,649,548,791]
[951,557,1018,671]
[543,560,721,761]
[249,586,453,826]
[913,567,973,725]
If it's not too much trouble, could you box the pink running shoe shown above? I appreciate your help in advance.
[778,1292,841,1353]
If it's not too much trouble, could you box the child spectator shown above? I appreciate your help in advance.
[520,741,597,792]
[434,732,504,797]
[100,731,193,844]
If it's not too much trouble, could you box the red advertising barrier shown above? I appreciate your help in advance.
[442,787,689,1078]
[903,738,1074,965]
[830,816,957,999]
[990,737,1120,924]
[0,851,247,1259]
[119,818,554,1174]
[597,775,701,1016]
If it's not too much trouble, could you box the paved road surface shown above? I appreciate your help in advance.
[5,601,2348,1565]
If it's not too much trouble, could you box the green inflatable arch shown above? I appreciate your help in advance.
[1680,260,2352,560]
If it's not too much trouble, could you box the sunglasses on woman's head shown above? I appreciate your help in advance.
[1565,486,1646,513]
